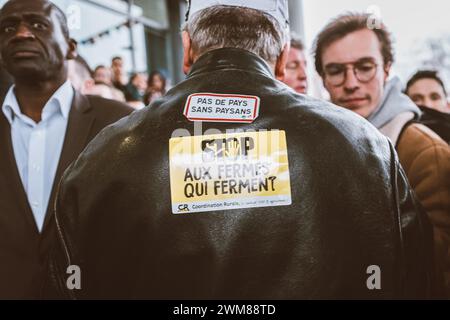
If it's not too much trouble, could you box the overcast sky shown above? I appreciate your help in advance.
[302,0,450,84]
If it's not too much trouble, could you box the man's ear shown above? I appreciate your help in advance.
[67,38,78,60]
[182,31,194,75]
[275,43,290,81]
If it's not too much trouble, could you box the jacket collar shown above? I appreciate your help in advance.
[1,81,74,126]
[419,105,450,120]
[187,48,274,79]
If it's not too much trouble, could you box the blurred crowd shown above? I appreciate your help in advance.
[68,55,168,110]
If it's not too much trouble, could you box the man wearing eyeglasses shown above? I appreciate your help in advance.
[314,12,450,297]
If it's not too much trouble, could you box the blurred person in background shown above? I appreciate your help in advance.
[69,57,123,101]
[406,70,450,114]
[68,54,93,93]
[93,65,113,86]
[125,72,147,109]
[314,12,450,296]
[144,70,167,105]
[92,65,125,102]
[111,56,127,93]
[282,35,308,94]
[406,70,450,143]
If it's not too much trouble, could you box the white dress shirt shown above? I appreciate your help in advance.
[1,81,74,232]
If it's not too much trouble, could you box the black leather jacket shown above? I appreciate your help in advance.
[47,48,435,299]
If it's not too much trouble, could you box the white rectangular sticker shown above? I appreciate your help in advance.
[183,93,260,123]
[169,131,292,214]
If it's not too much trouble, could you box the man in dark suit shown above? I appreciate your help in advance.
[0,0,132,298]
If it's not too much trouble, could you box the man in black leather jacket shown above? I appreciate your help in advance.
[46,1,435,299]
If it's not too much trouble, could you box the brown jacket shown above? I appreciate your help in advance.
[381,113,450,296]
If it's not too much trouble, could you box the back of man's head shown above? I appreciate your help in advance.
[183,5,288,65]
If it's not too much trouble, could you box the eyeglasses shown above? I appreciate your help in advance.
[323,60,379,87]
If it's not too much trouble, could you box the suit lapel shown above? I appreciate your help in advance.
[0,107,39,234]
[42,92,94,232]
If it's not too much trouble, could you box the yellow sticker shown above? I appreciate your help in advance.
[169,130,292,214]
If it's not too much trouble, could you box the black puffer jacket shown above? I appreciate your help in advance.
[47,48,435,299]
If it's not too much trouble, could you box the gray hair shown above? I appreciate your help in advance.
[183,5,289,64]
